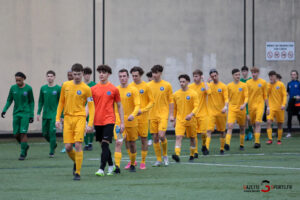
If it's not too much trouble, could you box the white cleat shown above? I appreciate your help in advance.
[148,139,153,146]
[107,166,114,176]
[95,169,105,176]
[163,156,169,166]
[152,161,162,167]
[286,133,291,138]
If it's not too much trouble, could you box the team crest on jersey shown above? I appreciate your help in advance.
[258,84,262,87]
[276,86,280,90]
[107,91,111,95]
[160,87,165,91]
[201,87,205,91]
[140,89,144,94]
[23,91,28,96]
[126,92,131,97]
[77,90,82,95]
[239,88,242,92]
[218,88,222,93]
[295,85,298,88]
[186,96,191,100]
[52,91,57,95]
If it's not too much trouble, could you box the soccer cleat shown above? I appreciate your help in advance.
[18,155,25,160]
[254,143,261,149]
[224,144,230,151]
[49,153,54,158]
[172,154,180,163]
[60,147,66,153]
[202,146,209,155]
[124,161,137,169]
[194,153,199,158]
[286,133,291,138]
[88,144,93,151]
[73,173,80,181]
[163,156,169,166]
[266,140,273,145]
[107,166,114,176]
[152,161,162,167]
[73,164,76,175]
[84,145,89,151]
[277,140,282,145]
[239,145,244,151]
[147,139,153,146]
[220,150,224,155]
[201,145,206,153]
[95,169,105,176]
[139,163,146,170]
[114,166,121,174]
[189,156,194,163]
[129,165,136,172]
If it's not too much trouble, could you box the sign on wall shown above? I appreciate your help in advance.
[266,42,295,61]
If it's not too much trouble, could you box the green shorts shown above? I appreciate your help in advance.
[13,116,29,134]
[42,118,56,134]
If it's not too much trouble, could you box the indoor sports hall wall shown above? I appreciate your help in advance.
[0,0,299,132]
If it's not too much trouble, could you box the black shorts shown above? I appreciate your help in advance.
[95,124,115,143]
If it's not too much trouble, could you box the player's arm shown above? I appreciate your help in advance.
[116,101,125,133]
[171,97,177,127]
[140,86,155,113]
[186,93,199,121]
[128,88,140,121]
[281,83,287,110]
[265,82,270,114]
[1,87,14,118]
[37,87,44,121]
[28,87,35,123]
[55,84,65,128]
[86,91,95,132]
[222,85,229,113]
[241,85,248,110]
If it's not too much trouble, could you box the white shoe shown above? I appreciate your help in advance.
[152,161,162,167]
[95,169,104,176]
[148,139,153,146]
[286,133,292,138]
[107,166,114,176]
[163,156,169,166]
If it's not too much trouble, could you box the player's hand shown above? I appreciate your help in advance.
[137,109,142,116]
[207,77,212,82]
[60,118,64,123]
[185,113,193,121]
[169,115,175,122]
[222,106,228,113]
[55,121,61,129]
[281,106,285,110]
[37,115,40,121]
[240,104,246,110]
[128,115,134,121]
[173,120,176,128]
[120,123,125,133]
[201,75,205,82]
[266,107,270,115]
[29,117,34,123]
[1,112,6,118]
[86,126,93,133]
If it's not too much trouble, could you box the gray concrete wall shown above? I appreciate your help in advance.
[0,0,299,132]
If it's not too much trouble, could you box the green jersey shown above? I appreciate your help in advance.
[2,84,34,118]
[240,77,252,83]
[87,81,96,88]
[37,84,61,119]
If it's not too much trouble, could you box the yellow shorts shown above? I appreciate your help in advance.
[249,104,264,124]
[113,126,138,142]
[150,118,168,133]
[227,109,246,126]
[63,115,86,143]
[175,121,196,138]
[267,109,284,123]
[138,122,148,138]
[195,117,207,133]
[207,114,227,132]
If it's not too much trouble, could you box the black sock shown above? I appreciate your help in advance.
[107,148,113,166]
[100,142,109,170]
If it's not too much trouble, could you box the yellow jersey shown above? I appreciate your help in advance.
[247,78,267,108]
[207,81,228,116]
[227,81,248,112]
[189,82,208,118]
[267,81,287,110]
[173,88,199,125]
[148,80,173,120]
[56,81,95,127]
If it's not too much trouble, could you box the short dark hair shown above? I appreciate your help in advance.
[291,70,299,79]
[119,68,129,76]
[83,67,92,75]
[178,74,190,82]
[146,71,152,78]
[251,67,260,73]
[193,69,203,76]
[71,63,84,72]
[46,70,56,76]
[130,66,144,76]
[151,65,164,73]
[276,73,282,80]
[15,72,26,80]
[268,70,277,76]
[232,68,240,75]
[209,69,218,75]
[97,65,112,74]
[241,66,249,71]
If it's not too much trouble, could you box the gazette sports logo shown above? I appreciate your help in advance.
[243,180,292,192]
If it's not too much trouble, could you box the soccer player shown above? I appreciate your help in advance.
[129,67,154,169]
[83,67,97,151]
[37,70,61,158]
[240,66,254,141]
[286,70,300,137]
[247,67,269,149]
[146,71,153,146]
[171,74,199,162]
[266,71,287,144]
[204,69,228,155]
[189,69,209,157]
[225,69,248,151]
[148,65,174,166]
[114,69,140,172]
[55,63,95,181]
[92,65,124,176]
[1,72,34,160]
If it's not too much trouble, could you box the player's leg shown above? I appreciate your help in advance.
[251,107,262,148]
[205,115,216,155]
[199,118,207,154]
[216,115,226,155]
[139,122,149,169]
[238,111,246,150]
[194,117,201,158]
[49,118,57,157]
[151,119,162,166]
[225,110,235,151]
[172,122,184,162]
[113,125,123,174]
[158,119,168,166]
[13,116,22,159]
[128,127,138,172]
[42,119,50,142]
[147,121,153,146]
[266,109,274,144]
[63,116,76,172]
[276,110,284,144]
[19,116,30,160]
[88,131,94,150]
[188,124,196,162]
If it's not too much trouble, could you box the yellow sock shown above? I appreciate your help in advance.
[278,129,283,141]
[190,146,196,156]
[225,134,232,145]
[195,136,199,154]
[201,133,207,146]
[267,128,272,140]
[114,152,122,167]
[141,150,147,164]
[153,142,162,162]
[254,132,260,144]
[206,137,211,150]
[175,147,181,156]
[240,134,245,146]
[67,149,75,162]
[75,151,83,175]
[220,137,225,150]
[161,138,168,157]
[126,148,131,157]
[130,152,137,166]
